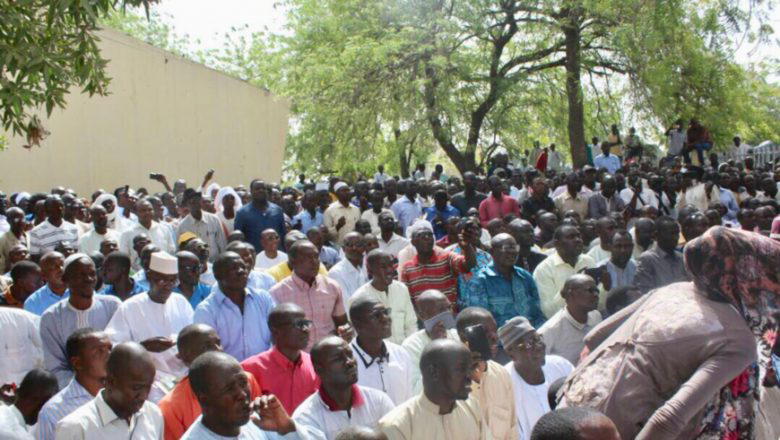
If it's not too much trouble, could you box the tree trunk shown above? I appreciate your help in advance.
[394,128,411,178]
[563,13,587,169]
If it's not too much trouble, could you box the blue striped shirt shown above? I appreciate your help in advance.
[23,284,69,316]
[36,379,92,440]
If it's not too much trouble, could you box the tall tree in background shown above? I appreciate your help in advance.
[0,0,157,149]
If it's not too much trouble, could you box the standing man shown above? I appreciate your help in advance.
[532,226,595,318]
[465,234,545,328]
[55,342,163,439]
[235,179,286,253]
[106,252,193,402]
[325,182,362,246]
[479,176,520,227]
[270,240,350,351]
[548,144,564,172]
[390,180,423,236]
[29,195,79,260]
[451,172,487,216]
[593,143,621,175]
[41,254,121,387]
[664,119,686,159]
[119,198,176,268]
[177,189,226,262]
[292,336,395,439]
[378,339,489,440]
[328,232,369,305]
[77,206,119,256]
[241,303,320,414]
[194,251,276,361]
[349,297,416,405]
[374,165,389,185]
[0,207,29,273]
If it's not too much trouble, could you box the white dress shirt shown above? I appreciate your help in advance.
[292,385,395,440]
[377,234,409,259]
[538,308,603,365]
[0,404,32,440]
[0,307,44,386]
[255,251,288,270]
[327,259,368,305]
[361,209,395,235]
[401,329,460,394]
[78,228,121,255]
[181,415,301,440]
[55,391,163,440]
[351,340,416,405]
[105,293,194,402]
[350,281,417,344]
[120,222,176,271]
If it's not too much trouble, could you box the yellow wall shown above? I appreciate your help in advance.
[0,29,289,196]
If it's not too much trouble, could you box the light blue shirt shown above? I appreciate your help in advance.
[248,271,277,293]
[718,187,739,221]
[292,210,324,234]
[99,280,146,299]
[193,285,275,362]
[593,153,622,175]
[23,284,69,316]
[36,379,92,440]
[40,295,122,387]
[604,259,637,289]
[390,196,422,235]
[173,282,212,309]
[181,416,301,439]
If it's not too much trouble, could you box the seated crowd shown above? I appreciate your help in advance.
[1,143,780,440]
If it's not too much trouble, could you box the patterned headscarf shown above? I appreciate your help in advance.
[684,226,780,320]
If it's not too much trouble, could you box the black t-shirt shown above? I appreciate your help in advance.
[451,191,487,215]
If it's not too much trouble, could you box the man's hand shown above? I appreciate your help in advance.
[0,383,16,405]
[431,321,448,340]
[337,323,354,343]
[336,216,347,231]
[599,269,612,291]
[204,169,215,182]
[140,336,175,353]
[250,395,296,434]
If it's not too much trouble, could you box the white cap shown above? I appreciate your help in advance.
[406,219,434,239]
[149,251,178,275]
[63,253,90,272]
[315,182,329,191]
[333,182,349,192]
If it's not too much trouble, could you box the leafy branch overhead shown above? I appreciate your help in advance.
[0,0,157,148]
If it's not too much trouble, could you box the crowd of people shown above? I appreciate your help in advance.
[1,131,780,440]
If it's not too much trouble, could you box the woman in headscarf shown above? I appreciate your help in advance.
[214,186,242,236]
[560,227,780,440]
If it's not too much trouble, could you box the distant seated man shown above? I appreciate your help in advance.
[328,232,368,305]
[23,251,68,316]
[267,231,328,282]
[256,229,288,270]
[173,251,211,308]
[158,324,264,440]
[241,303,320,415]
[182,351,302,439]
[378,339,489,440]
[0,368,58,440]
[37,328,112,440]
[292,336,395,440]
[538,274,603,365]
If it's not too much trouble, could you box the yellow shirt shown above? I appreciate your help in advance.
[266,261,327,282]
[533,252,596,318]
[379,393,488,440]
[472,360,516,440]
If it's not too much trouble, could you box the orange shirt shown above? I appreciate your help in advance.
[1,287,23,308]
[158,372,263,440]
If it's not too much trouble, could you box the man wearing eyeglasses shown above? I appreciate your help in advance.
[349,297,416,405]
[241,303,320,414]
[538,274,603,365]
[464,233,546,328]
[500,316,574,440]
[173,251,211,308]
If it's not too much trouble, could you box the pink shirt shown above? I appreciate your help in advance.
[241,346,320,414]
[478,194,521,227]
[270,273,346,350]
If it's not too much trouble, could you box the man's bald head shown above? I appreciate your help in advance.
[415,289,451,321]
[419,339,473,401]
[188,351,239,397]
[106,342,155,378]
[268,302,306,328]
[103,342,156,419]
[176,324,222,366]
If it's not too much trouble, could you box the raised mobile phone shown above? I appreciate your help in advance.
[423,311,455,333]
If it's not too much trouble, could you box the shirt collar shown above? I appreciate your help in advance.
[290,271,320,289]
[419,393,445,415]
[562,307,597,330]
[95,390,126,427]
[318,384,365,412]
[269,346,303,370]
[351,341,389,369]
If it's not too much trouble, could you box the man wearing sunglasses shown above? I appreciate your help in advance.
[241,302,320,414]
[173,250,211,308]
[349,297,416,405]
[500,316,574,440]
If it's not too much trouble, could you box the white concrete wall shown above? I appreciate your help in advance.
[0,29,289,195]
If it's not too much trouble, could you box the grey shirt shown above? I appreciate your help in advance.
[587,192,626,219]
[634,245,690,293]
[177,212,227,262]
